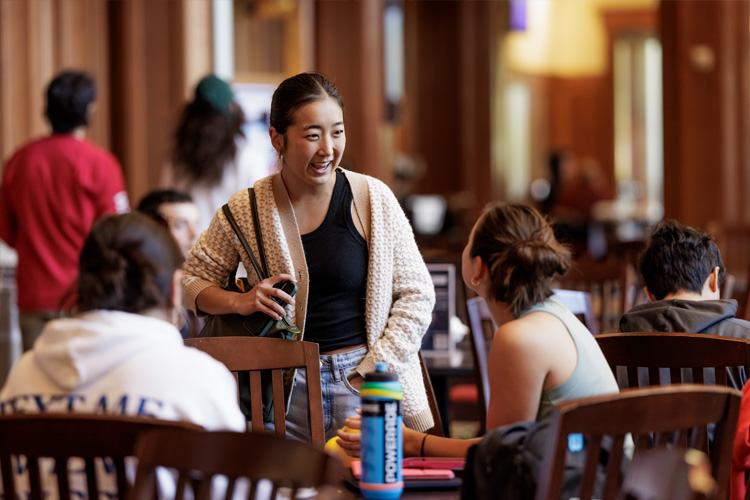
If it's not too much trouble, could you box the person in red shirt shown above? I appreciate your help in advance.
[0,70,129,350]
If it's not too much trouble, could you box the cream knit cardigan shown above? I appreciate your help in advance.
[183,168,436,431]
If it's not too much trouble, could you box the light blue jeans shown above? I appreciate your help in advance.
[286,345,367,443]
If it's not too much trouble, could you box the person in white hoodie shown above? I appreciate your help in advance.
[0,212,246,499]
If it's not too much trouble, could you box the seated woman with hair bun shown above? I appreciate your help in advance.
[337,203,619,458]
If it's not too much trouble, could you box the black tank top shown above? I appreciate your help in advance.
[301,171,369,351]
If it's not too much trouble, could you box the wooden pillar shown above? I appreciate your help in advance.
[109,0,212,205]
[315,0,385,180]
[404,0,496,222]
[661,0,750,228]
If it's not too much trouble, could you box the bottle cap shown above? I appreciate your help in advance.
[366,362,398,382]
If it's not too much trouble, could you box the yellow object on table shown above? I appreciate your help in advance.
[324,426,359,467]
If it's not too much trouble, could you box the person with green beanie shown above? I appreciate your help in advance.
[162,74,267,233]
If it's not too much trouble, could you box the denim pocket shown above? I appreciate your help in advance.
[340,368,362,396]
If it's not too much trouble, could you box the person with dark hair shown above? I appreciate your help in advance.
[0,70,129,351]
[137,189,200,256]
[0,212,245,497]
[338,203,619,458]
[164,74,267,232]
[619,220,750,387]
[137,189,203,338]
[183,72,436,442]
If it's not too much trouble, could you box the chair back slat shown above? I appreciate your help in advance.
[27,458,43,500]
[534,385,741,500]
[648,366,661,385]
[85,457,98,499]
[715,367,728,385]
[248,369,264,433]
[184,337,325,447]
[627,367,639,388]
[580,437,602,500]
[604,434,627,500]
[195,476,212,500]
[226,478,238,500]
[174,473,189,499]
[56,459,71,500]
[694,367,705,384]
[670,367,682,384]
[271,368,286,435]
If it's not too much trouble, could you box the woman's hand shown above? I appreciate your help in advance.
[336,412,362,457]
[230,273,295,319]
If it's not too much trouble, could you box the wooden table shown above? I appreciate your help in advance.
[321,467,462,500]
[323,484,461,500]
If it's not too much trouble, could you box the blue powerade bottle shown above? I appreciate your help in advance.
[360,362,404,499]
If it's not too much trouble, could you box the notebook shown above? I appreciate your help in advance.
[346,458,463,490]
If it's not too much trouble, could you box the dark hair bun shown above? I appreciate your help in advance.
[78,213,184,313]
[471,204,571,317]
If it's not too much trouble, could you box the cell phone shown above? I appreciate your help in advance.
[270,280,298,306]
[242,280,298,336]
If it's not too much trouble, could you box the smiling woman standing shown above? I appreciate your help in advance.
[183,73,436,442]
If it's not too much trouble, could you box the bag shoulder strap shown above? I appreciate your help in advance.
[249,188,271,279]
[222,203,267,281]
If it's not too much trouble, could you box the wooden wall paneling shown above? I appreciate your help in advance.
[660,0,750,229]
[109,0,149,205]
[403,0,497,230]
[183,0,213,99]
[458,0,494,223]
[55,0,111,149]
[144,0,186,192]
[718,0,750,226]
[405,1,462,196]
[315,0,385,180]
[545,76,614,198]
[1,2,42,162]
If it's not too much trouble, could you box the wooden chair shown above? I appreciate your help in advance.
[184,337,325,447]
[535,385,741,500]
[554,257,637,332]
[419,351,445,436]
[619,448,717,500]
[0,413,201,500]
[552,288,599,334]
[594,332,750,389]
[129,428,341,500]
[459,296,496,433]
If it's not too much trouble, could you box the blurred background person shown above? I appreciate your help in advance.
[0,70,129,352]
[163,74,264,232]
[137,189,200,256]
[137,189,203,338]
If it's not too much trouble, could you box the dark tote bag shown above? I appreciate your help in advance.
[198,188,300,422]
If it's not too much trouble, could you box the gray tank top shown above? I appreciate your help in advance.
[519,298,619,422]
